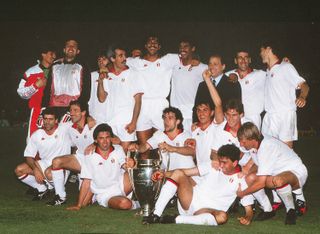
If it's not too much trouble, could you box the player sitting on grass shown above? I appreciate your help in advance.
[67,124,138,211]
[144,144,254,226]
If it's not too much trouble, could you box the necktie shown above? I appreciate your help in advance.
[212,79,216,87]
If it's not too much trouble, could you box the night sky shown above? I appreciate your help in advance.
[1,0,319,129]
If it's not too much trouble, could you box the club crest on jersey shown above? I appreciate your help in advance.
[176,142,180,147]
[156,63,160,67]
[54,135,58,139]
[121,78,125,82]
[84,135,87,139]
[229,178,234,183]
[111,158,115,163]
[41,137,45,141]
[271,73,274,77]
[144,64,148,67]
[98,162,103,165]
[245,80,249,85]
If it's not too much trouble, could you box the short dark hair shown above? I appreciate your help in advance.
[38,42,57,60]
[217,144,240,162]
[93,123,114,140]
[107,44,127,59]
[260,40,283,58]
[69,100,88,117]
[42,107,58,119]
[224,99,244,114]
[163,107,184,130]
[179,37,196,48]
[209,54,225,65]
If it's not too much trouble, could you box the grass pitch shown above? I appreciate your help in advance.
[0,127,319,233]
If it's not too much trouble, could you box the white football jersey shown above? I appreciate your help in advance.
[80,145,126,194]
[68,123,96,155]
[147,130,195,170]
[24,124,72,165]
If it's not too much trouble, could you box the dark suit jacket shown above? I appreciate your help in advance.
[193,74,242,122]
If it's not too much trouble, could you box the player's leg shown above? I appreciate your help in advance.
[136,129,153,159]
[15,162,47,194]
[108,196,132,210]
[48,155,80,205]
[265,172,299,224]
[152,169,193,219]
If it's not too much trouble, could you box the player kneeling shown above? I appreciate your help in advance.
[145,144,254,226]
[67,124,138,210]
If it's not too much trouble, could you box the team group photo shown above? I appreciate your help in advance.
[1,1,319,233]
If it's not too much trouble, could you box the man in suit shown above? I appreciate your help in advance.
[193,54,241,122]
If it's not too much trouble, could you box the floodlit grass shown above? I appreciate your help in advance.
[0,127,319,233]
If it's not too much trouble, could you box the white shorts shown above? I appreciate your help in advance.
[262,111,297,142]
[136,98,169,131]
[291,164,308,188]
[177,187,206,216]
[95,174,125,207]
[245,114,262,131]
[110,123,137,142]
[75,153,85,168]
[37,159,51,173]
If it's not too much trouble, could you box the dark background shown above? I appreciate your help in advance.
[1,0,319,131]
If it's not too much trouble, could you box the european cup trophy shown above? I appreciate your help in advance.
[127,150,167,218]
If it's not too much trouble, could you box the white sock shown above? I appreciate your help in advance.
[276,184,294,212]
[272,189,282,203]
[19,174,47,192]
[176,213,218,226]
[153,179,178,217]
[46,180,54,190]
[292,188,305,202]
[52,169,66,198]
[253,189,272,212]
[64,170,71,184]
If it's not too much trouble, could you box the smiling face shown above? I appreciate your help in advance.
[69,104,85,124]
[145,37,161,56]
[196,104,214,125]
[95,131,112,151]
[179,41,195,60]
[225,108,242,130]
[42,51,56,67]
[111,49,127,69]
[43,114,58,132]
[162,111,180,133]
[235,51,251,71]
[208,56,225,78]
[63,40,80,60]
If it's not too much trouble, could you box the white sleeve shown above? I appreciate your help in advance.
[284,63,306,88]
[17,79,38,99]
[163,53,180,69]
[24,135,38,158]
[197,161,212,176]
[239,177,255,206]
[80,156,92,179]
[126,57,140,70]
[117,147,126,167]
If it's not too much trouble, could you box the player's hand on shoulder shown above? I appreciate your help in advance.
[84,143,96,156]
[227,73,238,83]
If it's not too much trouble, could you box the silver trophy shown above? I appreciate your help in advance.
[128,150,169,217]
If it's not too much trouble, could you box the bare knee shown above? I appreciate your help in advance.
[272,176,286,188]
[113,199,132,210]
[52,157,63,169]
[214,211,228,225]
[14,164,27,177]
[45,168,52,181]
[171,169,186,182]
